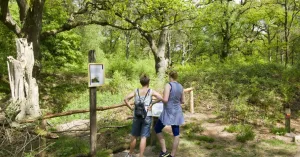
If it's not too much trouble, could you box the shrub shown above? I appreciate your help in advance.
[107,58,135,79]
[270,127,287,136]
[109,71,128,94]
[176,61,298,125]
[225,124,255,143]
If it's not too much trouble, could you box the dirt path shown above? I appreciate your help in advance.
[113,106,300,157]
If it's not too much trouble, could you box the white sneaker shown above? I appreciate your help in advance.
[125,153,133,157]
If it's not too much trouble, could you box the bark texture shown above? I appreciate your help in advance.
[7,38,41,121]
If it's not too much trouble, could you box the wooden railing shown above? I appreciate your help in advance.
[20,87,194,123]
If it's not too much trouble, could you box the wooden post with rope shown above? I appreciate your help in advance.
[285,107,291,133]
[89,50,97,157]
[184,88,194,114]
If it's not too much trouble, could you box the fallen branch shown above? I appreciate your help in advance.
[184,87,194,92]
[20,103,132,123]
[52,125,128,133]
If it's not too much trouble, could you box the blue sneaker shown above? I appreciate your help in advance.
[159,151,170,157]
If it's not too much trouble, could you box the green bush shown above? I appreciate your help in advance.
[48,136,89,156]
[109,71,128,94]
[225,124,255,143]
[197,135,215,143]
[176,60,300,125]
[183,122,204,135]
[270,127,287,136]
[236,128,255,143]
[107,58,135,79]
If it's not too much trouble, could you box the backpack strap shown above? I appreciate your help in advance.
[143,89,151,102]
[137,88,140,99]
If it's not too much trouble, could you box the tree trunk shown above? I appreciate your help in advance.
[181,42,187,65]
[154,29,168,81]
[22,0,45,78]
[6,38,41,121]
[143,28,168,81]
[125,31,131,59]
[166,31,172,68]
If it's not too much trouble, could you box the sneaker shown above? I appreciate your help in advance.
[159,151,170,157]
[125,153,133,157]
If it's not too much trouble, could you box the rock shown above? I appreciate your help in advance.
[294,135,300,145]
[0,112,6,122]
[56,120,89,132]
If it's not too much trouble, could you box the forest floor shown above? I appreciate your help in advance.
[48,98,300,157]
[111,104,300,157]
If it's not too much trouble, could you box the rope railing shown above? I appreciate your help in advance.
[19,87,194,123]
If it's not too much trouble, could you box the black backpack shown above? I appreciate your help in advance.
[134,89,150,119]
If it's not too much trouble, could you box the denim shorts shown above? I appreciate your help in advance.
[131,116,152,137]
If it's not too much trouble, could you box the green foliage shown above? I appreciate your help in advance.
[108,59,135,79]
[225,124,255,143]
[48,136,89,156]
[197,135,215,143]
[177,60,299,125]
[41,31,84,73]
[183,122,204,135]
[108,71,128,94]
[42,0,69,32]
[270,127,287,136]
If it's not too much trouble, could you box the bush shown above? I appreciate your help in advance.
[270,127,287,136]
[176,60,299,125]
[236,127,255,143]
[108,71,128,94]
[107,58,135,79]
[225,124,255,143]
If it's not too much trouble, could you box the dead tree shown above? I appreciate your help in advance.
[6,38,41,121]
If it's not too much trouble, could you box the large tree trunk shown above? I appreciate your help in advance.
[6,38,41,121]
[153,29,168,81]
[141,28,168,82]
[22,0,45,78]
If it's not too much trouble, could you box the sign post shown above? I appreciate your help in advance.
[88,50,104,157]
[285,107,291,133]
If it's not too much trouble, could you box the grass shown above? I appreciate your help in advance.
[270,127,287,136]
[46,136,113,157]
[48,91,125,125]
[224,124,255,143]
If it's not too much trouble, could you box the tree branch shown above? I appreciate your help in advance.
[19,103,131,123]
[0,0,21,37]
[41,20,138,38]
[16,0,28,23]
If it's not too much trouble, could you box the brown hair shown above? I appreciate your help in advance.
[140,74,150,86]
[169,70,178,80]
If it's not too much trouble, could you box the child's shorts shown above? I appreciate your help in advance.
[131,116,152,137]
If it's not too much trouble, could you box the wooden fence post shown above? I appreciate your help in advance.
[285,107,291,133]
[89,50,97,157]
[190,90,194,114]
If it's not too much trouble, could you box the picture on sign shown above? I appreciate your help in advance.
[88,63,104,87]
[151,102,164,117]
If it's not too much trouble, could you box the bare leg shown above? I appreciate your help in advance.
[156,132,167,152]
[170,136,180,157]
[139,137,147,157]
[129,136,137,155]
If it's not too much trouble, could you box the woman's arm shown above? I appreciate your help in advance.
[162,83,171,104]
[181,90,185,104]
[124,92,135,110]
[150,90,163,104]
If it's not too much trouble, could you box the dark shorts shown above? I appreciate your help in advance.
[131,116,152,137]
[154,119,180,136]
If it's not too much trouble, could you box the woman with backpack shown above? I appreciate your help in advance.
[155,71,185,157]
[124,74,163,157]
